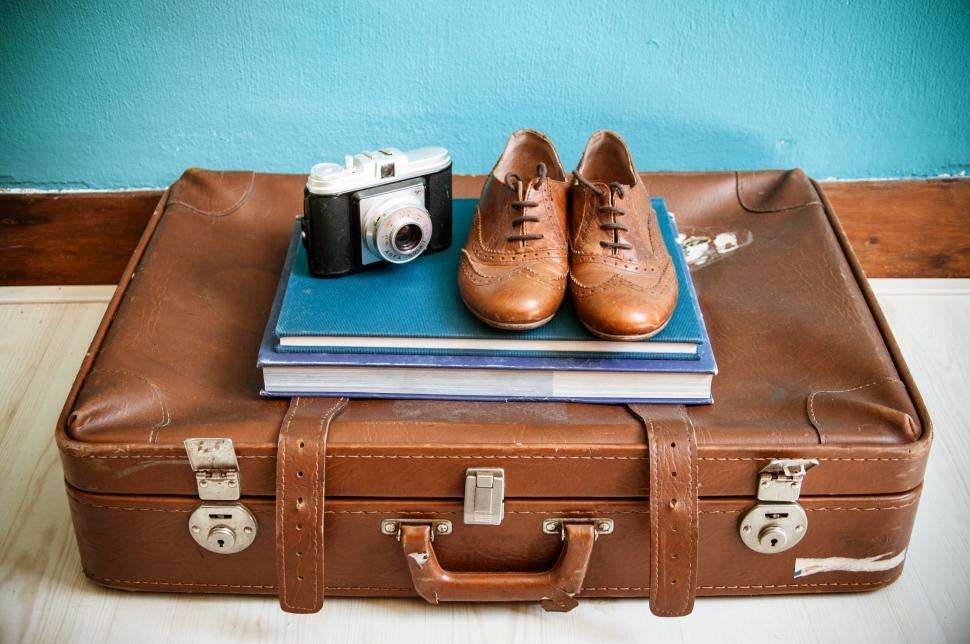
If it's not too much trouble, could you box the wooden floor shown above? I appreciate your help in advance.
[0,280,968,643]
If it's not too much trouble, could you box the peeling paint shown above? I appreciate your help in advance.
[794,550,906,578]
[408,551,430,567]
[677,227,753,270]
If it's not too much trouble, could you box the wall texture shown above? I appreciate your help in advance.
[1,1,968,189]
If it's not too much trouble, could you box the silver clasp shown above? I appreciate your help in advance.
[463,467,505,525]
[739,458,819,554]
[183,438,256,554]
[184,438,241,501]
[757,458,818,503]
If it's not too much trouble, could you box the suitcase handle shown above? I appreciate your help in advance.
[398,522,597,612]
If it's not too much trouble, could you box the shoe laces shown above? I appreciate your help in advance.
[574,172,632,252]
[505,162,547,244]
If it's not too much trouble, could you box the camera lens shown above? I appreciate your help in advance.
[360,194,434,265]
[393,224,423,253]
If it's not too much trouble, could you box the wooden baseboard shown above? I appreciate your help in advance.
[820,179,969,278]
[1,177,967,285]
[0,191,162,285]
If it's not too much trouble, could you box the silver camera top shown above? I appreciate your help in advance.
[307,146,451,196]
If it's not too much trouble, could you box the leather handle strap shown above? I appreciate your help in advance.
[275,396,348,613]
[627,404,699,617]
[399,522,597,612]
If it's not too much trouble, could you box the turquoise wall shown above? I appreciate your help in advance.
[2,1,968,189]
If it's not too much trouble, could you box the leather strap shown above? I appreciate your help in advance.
[627,404,699,617]
[275,396,348,613]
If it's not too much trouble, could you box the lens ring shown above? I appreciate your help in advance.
[372,205,432,264]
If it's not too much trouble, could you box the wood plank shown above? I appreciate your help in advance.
[823,179,970,278]
[0,284,116,304]
[1,281,967,641]
[1,178,967,284]
[0,191,162,286]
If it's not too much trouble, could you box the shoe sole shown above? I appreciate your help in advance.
[466,306,556,331]
[579,315,672,342]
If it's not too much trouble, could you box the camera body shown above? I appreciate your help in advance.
[302,147,452,277]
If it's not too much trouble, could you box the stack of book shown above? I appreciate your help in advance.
[258,198,716,403]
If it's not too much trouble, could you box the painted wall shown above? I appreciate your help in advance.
[1,1,968,189]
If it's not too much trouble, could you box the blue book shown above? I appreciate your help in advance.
[258,198,716,404]
[275,198,704,361]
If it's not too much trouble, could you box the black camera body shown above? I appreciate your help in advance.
[302,147,452,278]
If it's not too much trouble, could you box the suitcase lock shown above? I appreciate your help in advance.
[463,468,505,525]
[739,459,818,554]
[184,438,258,554]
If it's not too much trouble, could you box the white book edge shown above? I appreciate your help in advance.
[263,366,712,400]
[278,335,697,355]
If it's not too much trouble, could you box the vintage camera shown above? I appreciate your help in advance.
[302,146,452,277]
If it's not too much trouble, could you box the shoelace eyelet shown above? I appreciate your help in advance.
[505,162,548,244]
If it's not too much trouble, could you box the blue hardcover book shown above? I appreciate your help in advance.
[258,198,716,404]
[275,198,704,361]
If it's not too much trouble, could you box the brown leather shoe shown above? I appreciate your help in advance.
[569,131,678,340]
[458,130,570,330]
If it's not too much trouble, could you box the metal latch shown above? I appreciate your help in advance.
[463,467,505,525]
[381,518,453,540]
[183,438,257,553]
[184,438,241,501]
[541,518,614,539]
[739,458,818,554]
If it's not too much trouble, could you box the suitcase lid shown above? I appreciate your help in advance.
[57,169,931,499]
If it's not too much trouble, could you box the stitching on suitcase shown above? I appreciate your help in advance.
[86,577,896,593]
[278,396,297,611]
[68,500,918,514]
[805,501,920,512]
[735,171,821,214]
[807,378,905,444]
[325,586,412,591]
[68,453,925,462]
[313,399,344,608]
[65,502,919,515]
[587,578,899,591]
[699,500,919,513]
[166,172,256,218]
[647,419,660,614]
[330,454,650,459]
[697,456,921,462]
[92,576,278,590]
[65,504,923,514]
[312,401,322,609]
[312,402,324,609]
[88,574,412,592]
[279,397,343,612]
[684,414,697,614]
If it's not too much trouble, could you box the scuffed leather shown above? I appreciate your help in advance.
[569,131,678,339]
[54,167,932,612]
[457,130,570,328]
[276,396,347,613]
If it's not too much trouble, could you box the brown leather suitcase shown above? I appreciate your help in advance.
[56,168,931,617]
